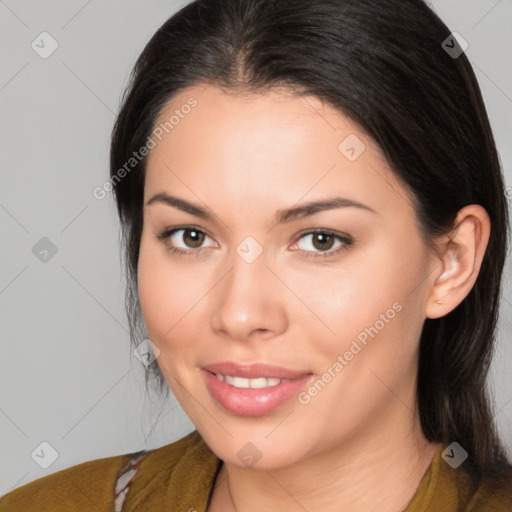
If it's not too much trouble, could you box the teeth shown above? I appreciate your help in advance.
[215,374,290,388]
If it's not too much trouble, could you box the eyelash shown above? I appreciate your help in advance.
[155,225,353,260]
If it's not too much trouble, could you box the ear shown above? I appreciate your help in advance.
[425,204,491,319]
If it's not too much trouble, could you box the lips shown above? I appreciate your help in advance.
[202,361,310,379]
[202,361,313,416]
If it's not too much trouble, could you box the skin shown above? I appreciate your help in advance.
[137,83,490,512]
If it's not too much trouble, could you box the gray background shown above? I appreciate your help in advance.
[1,0,511,495]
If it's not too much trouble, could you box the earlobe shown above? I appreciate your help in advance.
[425,205,490,319]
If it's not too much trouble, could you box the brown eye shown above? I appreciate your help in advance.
[180,228,205,248]
[311,232,335,251]
[156,226,217,257]
[294,230,353,260]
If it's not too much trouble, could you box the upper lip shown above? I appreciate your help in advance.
[203,361,312,379]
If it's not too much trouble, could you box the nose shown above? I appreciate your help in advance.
[210,243,289,343]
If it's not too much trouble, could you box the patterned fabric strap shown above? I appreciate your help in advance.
[114,449,153,511]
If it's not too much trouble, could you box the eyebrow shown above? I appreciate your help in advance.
[145,192,376,224]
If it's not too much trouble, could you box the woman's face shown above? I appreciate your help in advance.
[138,84,439,468]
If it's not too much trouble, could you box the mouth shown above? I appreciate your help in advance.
[213,373,290,388]
[202,362,313,417]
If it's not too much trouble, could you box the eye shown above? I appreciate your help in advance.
[156,226,216,257]
[156,226,353,260]
[292,229,353,259]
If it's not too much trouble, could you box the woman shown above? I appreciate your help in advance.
[1,0,511,510]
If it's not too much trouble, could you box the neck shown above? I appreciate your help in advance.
[209,402,440,512]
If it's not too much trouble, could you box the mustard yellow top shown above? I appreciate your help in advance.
[1,430,511,511]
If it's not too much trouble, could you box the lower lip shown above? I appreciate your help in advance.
[202,369,313,417]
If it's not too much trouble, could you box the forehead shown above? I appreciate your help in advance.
[143,84,414,220]
[149,83,368,154]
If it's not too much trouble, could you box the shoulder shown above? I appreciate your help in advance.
[0,431,212,512]
[463,468,512,511]
[120,429,221,511]
[406,445,512,512]
[0,450,134,511]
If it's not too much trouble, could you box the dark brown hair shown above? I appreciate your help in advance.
[109,0,511,482]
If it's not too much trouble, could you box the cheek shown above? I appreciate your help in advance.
[300,248,418,339]
[137,240,209,403]
[137,236,200,350]
[299,233,428,375]
[137,253,170,338]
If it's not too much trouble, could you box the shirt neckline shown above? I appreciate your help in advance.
[203,442,446,512]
